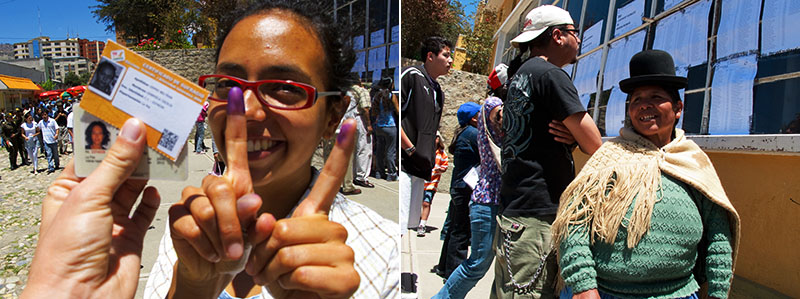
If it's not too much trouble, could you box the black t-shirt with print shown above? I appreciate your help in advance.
[500,57,585,218]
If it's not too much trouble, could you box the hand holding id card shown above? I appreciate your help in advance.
[76,40,208,179]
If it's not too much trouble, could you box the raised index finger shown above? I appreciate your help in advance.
[223,86,254,197]
[293,118,357,217]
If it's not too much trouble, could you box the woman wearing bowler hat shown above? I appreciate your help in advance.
[552,50,740,298]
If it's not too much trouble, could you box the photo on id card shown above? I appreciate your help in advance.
[73,106,188,180]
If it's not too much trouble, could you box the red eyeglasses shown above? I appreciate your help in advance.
[198,74,342,110]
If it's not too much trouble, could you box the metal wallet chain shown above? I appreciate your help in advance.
[501,226,554,295]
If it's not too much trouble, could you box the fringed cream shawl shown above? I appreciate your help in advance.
[551,126,740,267]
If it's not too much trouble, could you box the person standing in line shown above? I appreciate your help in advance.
[195,101,209,154]
[38,110,60,174]
[352,81,374,188]
[66,108,74,154]
[433,64,510,298]
[493,5,603,298]
[400,36,453,236]
[371,77,399,182]
[2,114,22,170]
[13,108,29,164]
[55,105,68,154]
[434,102,481,280]
[20,113,40,174]
[418,134,448,237]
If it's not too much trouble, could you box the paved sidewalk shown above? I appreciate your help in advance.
[401,191,494,299]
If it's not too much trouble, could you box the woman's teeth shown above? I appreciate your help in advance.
[247,139,274,152]
[639,115,656,121]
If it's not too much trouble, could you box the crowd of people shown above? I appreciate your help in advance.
[1,98,76,174]
[401,4,738,299]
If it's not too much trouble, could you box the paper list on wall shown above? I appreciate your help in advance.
[603,30,646,90]
[709,54,757,135]
[370,29,385,47]
[351,51,367,73]
[353,35,364,50]
[394,68,399,90]
[614,0,644,37]
[581,20,603,54]
[368,47,385,71]
[675,65,688,130]
[388,44,399,68]
[574,50,602,95]
[563,63,574,78]
[652,0,711,67]
[372,69,382,84]
[664,0,683,11]
[605,87,627,136]
[761,0,800,55]
[391,26,399,42]
[716,0,761,59]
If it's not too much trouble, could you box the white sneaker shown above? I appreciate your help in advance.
[416,225,426,237]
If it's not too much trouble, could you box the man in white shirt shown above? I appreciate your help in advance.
[38,111,60,173]
[66,110,74,154]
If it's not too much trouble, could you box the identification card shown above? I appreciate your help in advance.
[81,40,209,161]
[73,106,188,180]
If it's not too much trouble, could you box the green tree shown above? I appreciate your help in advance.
[402,0,468,61]
[40,80,56,91]
[64,72,83,87]
[79,72,92,85]
[461,4,500,75]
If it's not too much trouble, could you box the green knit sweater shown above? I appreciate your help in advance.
[559,174,733,298]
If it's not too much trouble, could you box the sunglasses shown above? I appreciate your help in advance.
[198,74,342,110]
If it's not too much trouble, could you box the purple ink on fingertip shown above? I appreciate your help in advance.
[227,86,244,115]
[338,120,354,144]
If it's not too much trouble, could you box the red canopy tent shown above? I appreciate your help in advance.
[66,85,87,95]
[38,90,62,98]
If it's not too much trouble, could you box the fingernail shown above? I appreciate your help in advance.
[119,118,142,142]
[209,253,220,262]
[227,242,243,259]
[237,193,261,211]
[337,120,354,144]
[227,86,244,115]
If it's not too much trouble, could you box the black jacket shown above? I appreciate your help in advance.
[400,65,444,180]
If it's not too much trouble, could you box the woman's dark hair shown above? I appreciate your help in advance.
[215,0,357,106]
[85,121,111,149]
[371,77,394,111]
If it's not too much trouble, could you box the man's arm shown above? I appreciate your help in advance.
[561,112,602,155]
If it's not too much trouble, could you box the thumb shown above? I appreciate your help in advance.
[80,118,147,205]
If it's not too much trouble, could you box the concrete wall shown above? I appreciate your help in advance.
[573,149,800,297]
[135,48,216,83]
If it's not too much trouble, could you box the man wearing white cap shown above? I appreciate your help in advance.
[493,5,602,299]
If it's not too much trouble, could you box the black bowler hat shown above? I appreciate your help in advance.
[619,49,687,93]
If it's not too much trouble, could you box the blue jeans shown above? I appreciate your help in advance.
[43,142,58,171]
[433,202,499,299]
[194,121,206,152]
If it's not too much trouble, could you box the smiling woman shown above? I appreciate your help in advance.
[142,1,399,298]
[552,50,741,299]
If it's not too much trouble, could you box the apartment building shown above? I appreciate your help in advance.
[13,36,80,60]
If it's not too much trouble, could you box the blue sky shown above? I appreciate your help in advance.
[0,0,113,44]
[459,0,479,27]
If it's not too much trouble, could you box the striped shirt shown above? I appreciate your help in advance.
[424,148,449,191]
[144,168,399,299]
